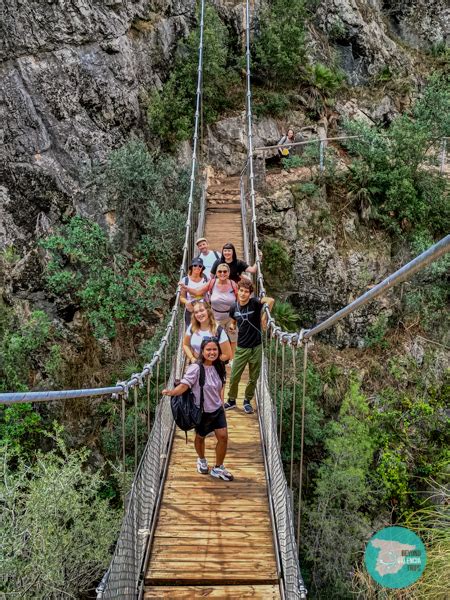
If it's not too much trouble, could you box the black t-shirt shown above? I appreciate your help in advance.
[211,259,249,283]
[229,297,263,348]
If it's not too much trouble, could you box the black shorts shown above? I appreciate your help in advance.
[195,406,227,437]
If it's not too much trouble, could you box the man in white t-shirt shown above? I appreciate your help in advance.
[196,237,220,279]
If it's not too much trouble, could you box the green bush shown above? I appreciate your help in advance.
[252,88,293,117]
[344,74,450,238]
[148,5,237,145]
[0,434,120,598]
[281,155,303,170]
[97,140,190,262]
[42,217,171,339]
[271,301,301,331]
[0,311,52,391]
[261,239,291,288]
[252,0,307,85]
[364,313,389,349]
[0,404,44,457]
[303,379,375,598]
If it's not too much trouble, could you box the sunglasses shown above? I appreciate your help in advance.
[203,336,219,343]
[217,270,228,274]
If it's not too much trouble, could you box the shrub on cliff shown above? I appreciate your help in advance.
[344,74,449,239]
[148,5,237,145]
[42,217,171,339]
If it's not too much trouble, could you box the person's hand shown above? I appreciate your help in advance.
[258,251,263,262]
[179,281,188,290]
[162,388,171,396]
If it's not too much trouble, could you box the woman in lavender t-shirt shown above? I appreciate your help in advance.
[162,339,234,481]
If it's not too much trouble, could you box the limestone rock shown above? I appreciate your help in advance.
[1,0,195,250]
[314,0,448,84]
[259,181,394,347]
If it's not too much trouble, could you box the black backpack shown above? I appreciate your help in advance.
[170,364,205,443]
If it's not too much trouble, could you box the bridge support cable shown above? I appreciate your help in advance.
[242,0,308,597]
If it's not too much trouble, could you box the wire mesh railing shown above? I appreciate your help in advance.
[242,1,307,597]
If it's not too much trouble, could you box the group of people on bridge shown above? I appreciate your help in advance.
[163,237,274,482]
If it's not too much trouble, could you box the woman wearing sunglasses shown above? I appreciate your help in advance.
[180,258,208,327]
[207,263,238,358]
[163,338,233,480]
[183,301,231,364]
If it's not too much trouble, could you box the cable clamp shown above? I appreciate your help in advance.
[114,381,129,400]
[131,373,144,388]
[298,328,312,347]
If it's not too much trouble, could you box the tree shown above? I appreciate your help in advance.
[0,434,120,598]
[148,5,236,145]
[303,380,375,597]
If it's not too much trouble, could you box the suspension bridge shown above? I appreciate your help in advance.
[1,0,448,598]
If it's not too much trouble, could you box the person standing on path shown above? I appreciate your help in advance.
[210,242,259,283]
[196,237,220,279]
[207,263,239,358]
[183,300,232,364]
[163,339,233,481]
[180,258,208,327]
[224,279,274,414]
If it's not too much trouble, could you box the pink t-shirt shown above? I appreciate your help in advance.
[180,364,223,413]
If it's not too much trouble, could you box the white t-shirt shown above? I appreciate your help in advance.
[185,276,206,302]
[185,325,229,356]
[198,250,219,279]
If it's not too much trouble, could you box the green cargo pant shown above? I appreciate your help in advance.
[228,344,263,403]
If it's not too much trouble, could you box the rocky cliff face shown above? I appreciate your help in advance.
[2,0,447,254]
[257,178,395,347]
[1,0,195,251]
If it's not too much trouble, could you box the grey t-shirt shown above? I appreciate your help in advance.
[180,363,223,413]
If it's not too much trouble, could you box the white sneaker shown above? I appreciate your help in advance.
[197,457,209,474]
[210,465,234,481]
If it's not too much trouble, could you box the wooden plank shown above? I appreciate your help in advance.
[144,584,281,598]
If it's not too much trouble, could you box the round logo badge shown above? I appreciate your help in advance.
[364,526,426,589]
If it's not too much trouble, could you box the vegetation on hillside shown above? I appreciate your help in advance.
[148,4,240,145]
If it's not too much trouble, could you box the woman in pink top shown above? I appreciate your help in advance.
[208,263,238,358]
[162,339,233,481]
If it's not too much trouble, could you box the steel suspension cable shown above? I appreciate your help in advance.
[296,342,308,548]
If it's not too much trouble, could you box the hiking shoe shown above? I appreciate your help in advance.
[210,465,234,481]
[197,458,209,475]
[243,401,254,414]
[224,399,236,410]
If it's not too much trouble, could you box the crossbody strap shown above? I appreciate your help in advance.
[199,364,205,412]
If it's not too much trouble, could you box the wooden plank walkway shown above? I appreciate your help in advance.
[144,173,280,598]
